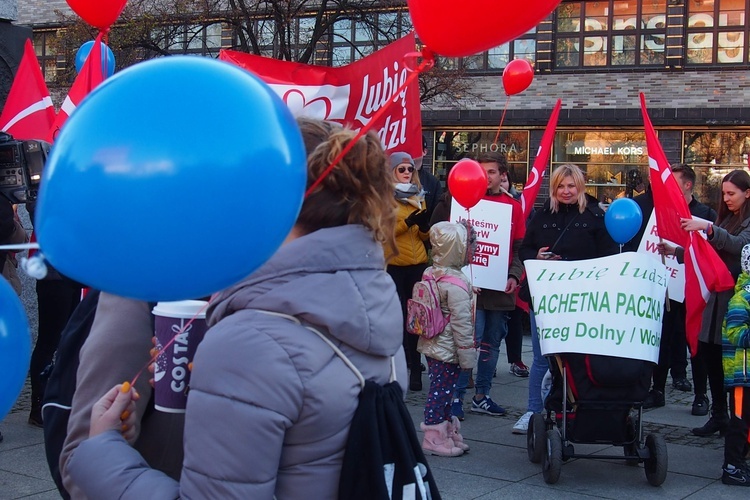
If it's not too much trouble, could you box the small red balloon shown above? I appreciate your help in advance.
[503,59,535,96]
[448,159,488,209]
[66,0,128,31]
[407,0,562,58]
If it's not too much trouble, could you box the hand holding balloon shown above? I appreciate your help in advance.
[604,198,643,245]
[89,383,140,443]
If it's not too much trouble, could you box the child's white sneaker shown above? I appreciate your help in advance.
[512,411,534,434]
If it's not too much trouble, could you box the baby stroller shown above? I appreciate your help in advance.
[526,352,668,486]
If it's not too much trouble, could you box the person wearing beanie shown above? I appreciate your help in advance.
[386,151,430,391]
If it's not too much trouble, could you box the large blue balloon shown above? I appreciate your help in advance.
[36,57,307,301]
[605,198,643,245]
[0,277,31,420]
[75,40,116,77]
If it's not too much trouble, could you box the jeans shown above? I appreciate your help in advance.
[454,308,508,401]
[528,311,548,413]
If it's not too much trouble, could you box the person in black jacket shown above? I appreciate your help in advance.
[514,164,619,433]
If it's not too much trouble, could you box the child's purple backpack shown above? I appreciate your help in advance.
[407,270,469,339]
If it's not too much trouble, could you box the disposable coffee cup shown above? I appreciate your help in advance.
[152,300,209,413]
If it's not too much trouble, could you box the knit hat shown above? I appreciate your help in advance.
[389,152,414,170]
[742,243,750,275]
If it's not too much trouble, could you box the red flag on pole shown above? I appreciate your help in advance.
[516,99,562,312]
[639,92,734,354]
[45,33,106,143]
[0,39,56,141]
[521,99,561,219]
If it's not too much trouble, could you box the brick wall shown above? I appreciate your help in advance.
[16,0,72,25]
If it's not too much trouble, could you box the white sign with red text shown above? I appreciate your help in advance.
[449,199,511,291]
[219,34,421,158]
[637,210,685,303]
[637,211,710,303]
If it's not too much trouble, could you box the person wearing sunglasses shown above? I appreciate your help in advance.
[387,152,431,391]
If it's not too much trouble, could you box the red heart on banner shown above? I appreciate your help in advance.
[67,0,127,31]
[282,90,333,120]
[407,0,562,57]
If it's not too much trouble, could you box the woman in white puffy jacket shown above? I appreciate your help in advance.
[417,221,477,457]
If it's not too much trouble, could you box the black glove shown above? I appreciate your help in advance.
[405,209,430,232]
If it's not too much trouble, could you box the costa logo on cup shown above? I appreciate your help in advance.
[152,300,208,413]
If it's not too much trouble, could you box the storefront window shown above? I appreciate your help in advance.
[553,131,648,204]
[686,0,747,64]
[460,28,537,71]
[555,0,667,68]
[429,130,530,190]
[683,131,750,211]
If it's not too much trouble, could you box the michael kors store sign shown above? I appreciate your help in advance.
[565,141,646,157]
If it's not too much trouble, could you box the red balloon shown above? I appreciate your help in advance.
[67,0,128,31]
[407,0,562,57]
[503,59,535,96]
[448,159,488,209]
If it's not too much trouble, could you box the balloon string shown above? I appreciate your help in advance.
[0,243,39,251]
[129,298,212,387]
[492,95,512,147]
[304,48,435,199]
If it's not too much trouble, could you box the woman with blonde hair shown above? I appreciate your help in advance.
[65,118,408,499]
[387,151,431,391]
[513,163,618,433]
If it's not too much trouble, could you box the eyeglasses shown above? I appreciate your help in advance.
[397,166,415,173]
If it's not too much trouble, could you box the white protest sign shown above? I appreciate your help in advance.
[636,210,710,303]
[637,211,685,302]
[449,198,511,291]
[525,252,668,363]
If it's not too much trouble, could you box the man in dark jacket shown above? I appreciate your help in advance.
[452,151,525,420]
[636,164,717,415]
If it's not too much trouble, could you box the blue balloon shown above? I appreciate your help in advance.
[605,198,643,245]
[0,277,31,421]
[36,57,307,301]
[75,40,116,77]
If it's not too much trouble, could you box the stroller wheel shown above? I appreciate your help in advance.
[542,429,562,484]
[527,413,546,464]
[644,434,668,486]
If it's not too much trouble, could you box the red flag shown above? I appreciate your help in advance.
[640,92,734,354]
[0,39,56,140]
[521,99,561,219]
[45,33,106,143]
[515,100,561,312]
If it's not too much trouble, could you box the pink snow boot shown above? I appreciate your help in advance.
[448,416,470,452]
[421,421,464,457]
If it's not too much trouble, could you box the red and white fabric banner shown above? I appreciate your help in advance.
[0,39,56,141]
[521,99,561,220]
[219,33,422,157]
[45,33,106,143]
[640,92,734,354]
